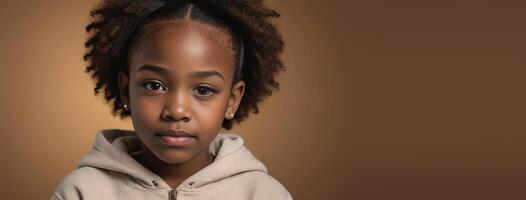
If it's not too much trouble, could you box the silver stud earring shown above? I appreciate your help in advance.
[123,104,129,111]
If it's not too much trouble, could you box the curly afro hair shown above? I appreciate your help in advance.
[84,0,285,130]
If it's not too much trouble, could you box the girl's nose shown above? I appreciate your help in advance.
[160,91,192,122]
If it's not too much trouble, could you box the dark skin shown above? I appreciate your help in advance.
[117,19,245,189]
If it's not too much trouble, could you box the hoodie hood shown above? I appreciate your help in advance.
[77,129,267,191]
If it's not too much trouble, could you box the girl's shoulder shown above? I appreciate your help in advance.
[52,167,102,199]
[52,166,156,200]
[226,170,293,200]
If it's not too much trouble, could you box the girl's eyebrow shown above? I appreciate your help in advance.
[191,70,225,81]
[138,64,170,76]
[138,64,225,80]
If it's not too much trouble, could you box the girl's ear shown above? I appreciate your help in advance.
[118,71,130,106]
[226,80,245,118]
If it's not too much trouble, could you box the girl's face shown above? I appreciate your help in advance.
[118,20,245,164]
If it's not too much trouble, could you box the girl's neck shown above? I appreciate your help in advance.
[134,145,214,189]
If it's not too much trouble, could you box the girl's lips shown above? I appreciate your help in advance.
[155,129,195,146]
[157,135,195,146]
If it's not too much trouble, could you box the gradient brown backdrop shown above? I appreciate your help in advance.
[1,0,526,199]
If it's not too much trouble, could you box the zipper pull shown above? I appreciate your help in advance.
[168,189,177,200]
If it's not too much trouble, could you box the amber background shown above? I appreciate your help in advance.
[2,0,526,199]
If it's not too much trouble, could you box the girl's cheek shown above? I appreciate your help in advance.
[132,96,163,122]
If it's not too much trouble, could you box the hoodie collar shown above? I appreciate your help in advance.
[77,129,267,190]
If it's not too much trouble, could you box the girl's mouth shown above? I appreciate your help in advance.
[155,130,196,146]
[157,135,195,146]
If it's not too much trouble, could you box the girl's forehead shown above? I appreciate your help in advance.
[129,19,235,77]
[132,19,234,58]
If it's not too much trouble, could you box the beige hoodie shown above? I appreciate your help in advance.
[51,129,292,200]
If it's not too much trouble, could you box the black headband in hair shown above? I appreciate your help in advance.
[236,33,245,81]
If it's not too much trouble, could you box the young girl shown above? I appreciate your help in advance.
[52,0,290,199]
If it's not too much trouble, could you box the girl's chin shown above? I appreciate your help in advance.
[155,150,196,164]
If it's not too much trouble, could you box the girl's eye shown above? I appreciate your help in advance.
[193,86,217,97]
[142,81,167,93]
